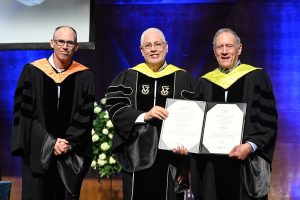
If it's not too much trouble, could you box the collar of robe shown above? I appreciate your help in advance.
[202,64,261,89]
[31,58,89,83]
[131,63,185,78]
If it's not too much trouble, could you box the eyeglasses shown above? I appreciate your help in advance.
[54,39,77,47]
[141,41,166,50]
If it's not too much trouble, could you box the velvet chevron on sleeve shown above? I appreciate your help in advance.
[11,65,35,158]
[243,69,277,163]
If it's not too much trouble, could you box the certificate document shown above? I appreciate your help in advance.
[158,99,206,153]
[201,103,246,154]
[158,99,247,154]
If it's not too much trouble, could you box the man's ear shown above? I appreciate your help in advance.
[50,39,55,49]
[140,47,144,56]
[75,44,79,52]
[238,44,242,55]
[165,42,168,53]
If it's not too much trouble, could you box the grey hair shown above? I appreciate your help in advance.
[212,28,241,46]
[53,25,77,43]
[140,28,166,45]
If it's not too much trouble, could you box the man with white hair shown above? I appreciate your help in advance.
[189,28,277,200]
[106,28,197,200]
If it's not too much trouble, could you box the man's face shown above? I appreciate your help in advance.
[50,27,78,64]
[140,31,168,69]
[213,32,242,69]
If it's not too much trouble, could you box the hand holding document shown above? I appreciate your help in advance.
[158,99,206,153]
[158,99,246,154]
[201,103,246,154]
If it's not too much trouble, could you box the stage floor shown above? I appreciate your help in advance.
[2,142,299,200]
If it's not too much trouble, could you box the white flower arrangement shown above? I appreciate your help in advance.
[91,98,121,178]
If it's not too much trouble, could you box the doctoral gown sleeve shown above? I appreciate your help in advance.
[106,70,143,141]
[12,64,57,174]
[106,70,157,172]
[243,69,278,163]
[11,65,34,157]
[240,70,278,197]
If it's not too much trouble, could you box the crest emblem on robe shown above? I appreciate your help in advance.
[159,85,172,96]
[140,84,151,95]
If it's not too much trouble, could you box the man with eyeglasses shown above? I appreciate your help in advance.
[105,27,197,200]
[11,26,95,200]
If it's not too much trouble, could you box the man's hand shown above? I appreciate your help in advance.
[54,138,70,156]
[176,167,189,185]
[172,146,188,155]
[228,143,252,160]
[144,106,168,121]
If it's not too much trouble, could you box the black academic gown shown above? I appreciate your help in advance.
[106,63,197,200]
[11,58,95,200]
[191,65,277,200]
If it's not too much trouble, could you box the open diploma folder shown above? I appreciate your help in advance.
[158,99,247,154]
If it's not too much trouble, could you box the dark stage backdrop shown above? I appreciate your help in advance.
[0,0,299,198]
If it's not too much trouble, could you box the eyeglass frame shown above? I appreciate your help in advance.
[53,39,77,47]
[140,41,167,50]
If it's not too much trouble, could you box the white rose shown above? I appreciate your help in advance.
[92,134,99,142]
[99,153,106,160]
[106,120,113,128]
[102,128,109,135]
[97,159,106,166]
[100,98,106,105]
[91,160,97,168]
[104,111,109,119]
[94,102,98,107]
[91,128,95,135]
[94,106,102,114]
[100,142,110,151]
[109,156,116,164]
[108,133,113,139]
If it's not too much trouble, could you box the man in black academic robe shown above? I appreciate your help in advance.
[11,26,95,200]
[190,28,277,200]
[106,28,197,200]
